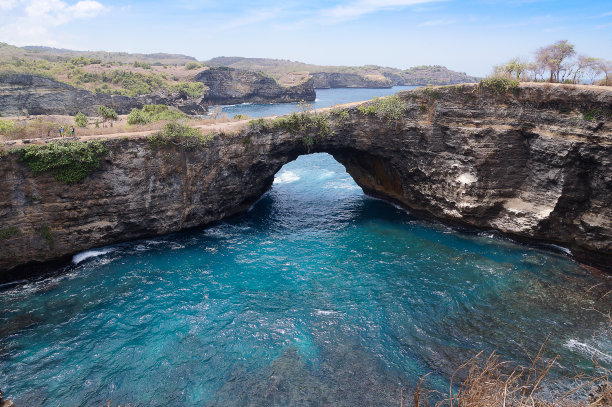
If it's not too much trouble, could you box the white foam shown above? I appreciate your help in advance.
[565,339,612,362]
[274,171,300,184]
[545,244,572,255]
[72,248,115,264]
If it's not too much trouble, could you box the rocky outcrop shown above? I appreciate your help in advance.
[195,67,315,104]
[0,74,208,116]
[1,83,611,279]
[311,72,392,89]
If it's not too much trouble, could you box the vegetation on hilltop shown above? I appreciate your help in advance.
[490,40,611,85]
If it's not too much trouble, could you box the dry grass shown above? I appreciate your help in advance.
[412,346,610,407]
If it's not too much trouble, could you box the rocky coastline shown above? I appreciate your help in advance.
[195,67,316,105]
[0,83,610,280]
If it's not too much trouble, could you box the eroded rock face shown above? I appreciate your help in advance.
[0,74,208,116]
[195,67,316,104]
[0,83,611,279]
[311,72,392,89]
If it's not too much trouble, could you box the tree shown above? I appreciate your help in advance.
[97,105,118,127]
[597,60,612,86]
[535,40,576,82]
[74,112,88,128]
[492,58,528,80]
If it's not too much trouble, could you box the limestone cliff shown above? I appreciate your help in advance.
[311,72,392,89]
[195,67,316,104]
[0,74,208,116]
[0,83,611,280]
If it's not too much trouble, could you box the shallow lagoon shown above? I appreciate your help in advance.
[1,153,610,406]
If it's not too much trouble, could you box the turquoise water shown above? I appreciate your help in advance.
[217,86,417,118]
[1,153,611,406]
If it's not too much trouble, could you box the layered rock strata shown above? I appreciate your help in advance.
[0,74,208,116]
[195,67,316,104]
[0,83,610,279]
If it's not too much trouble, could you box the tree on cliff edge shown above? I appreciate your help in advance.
[536,40,575,82]
[97,106,118,128]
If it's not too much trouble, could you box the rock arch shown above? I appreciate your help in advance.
[1,83,611,278]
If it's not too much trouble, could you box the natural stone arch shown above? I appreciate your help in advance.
[0,83,611,279]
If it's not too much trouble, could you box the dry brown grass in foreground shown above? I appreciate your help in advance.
[412,342,610,407]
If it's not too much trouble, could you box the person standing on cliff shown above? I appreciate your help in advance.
[71,126,75,137]
[59,126,64,138]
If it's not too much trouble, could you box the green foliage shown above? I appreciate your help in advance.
[147,122,210,151]
[185,62,201,70]
[0,227,19,241]
[583,108,612,122]
[97,105,118,127]
[358,95,407,123]
[38,225,53,246]
[169,81,205,97]
[479,76,520,95]
[234,114,248,120]
[69,56,102,66]
[12,140,109,184]
[127,104,186,125]
[133,61,152,69]
[424,87,441,100]
[74,112,88,128]
[247,112,332,150]
[0,119,17,135]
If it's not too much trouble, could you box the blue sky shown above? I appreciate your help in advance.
[0,0,610,76]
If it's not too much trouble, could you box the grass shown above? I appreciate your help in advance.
[11,139,109,184]
[0,227,19,241]
[358,95,407,123]
[38,225,53,246]
[479,76,520,95]
[583,108,612,122]
[147,122,212,151]
[247,111,333,150]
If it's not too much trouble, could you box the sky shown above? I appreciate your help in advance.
[0,0,610,76]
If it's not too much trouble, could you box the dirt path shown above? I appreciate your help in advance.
[0,101,367,147]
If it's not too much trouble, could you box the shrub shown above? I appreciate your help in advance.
[147,122,210,151]
[479,76,520,95]
[74,112,88,128]
[358,95,407,123]
[233,114,248,120]
[0,119,18,135]
[12,140,109,184]
[0,227,19,241]
[185,62,200,70]
[127,105,186,125]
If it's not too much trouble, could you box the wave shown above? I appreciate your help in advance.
[72,248,115,264]
[274,171,300,184]
[564,339,612,363]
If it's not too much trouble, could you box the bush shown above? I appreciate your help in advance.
[358,95,407,123]
[127,105,186,125]
[74,112,88,128]
[0,119,17,135]
[147,122,210,151]
[185,62,200,70]
[97,106,118,127]
[12,140,109,184]
[479,76,520,95]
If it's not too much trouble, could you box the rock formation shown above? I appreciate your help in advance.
[0,74,208,116]
[311,72,392,88]
[195,67,316,104]
[0,83,611,280]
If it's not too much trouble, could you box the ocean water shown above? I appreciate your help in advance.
[216,86,417,118]
[1,154,611,406]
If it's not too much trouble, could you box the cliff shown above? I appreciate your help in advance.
[1,83,611,280]
[0,74,208,116]
[311,72,392,88]
[195,67,316,104]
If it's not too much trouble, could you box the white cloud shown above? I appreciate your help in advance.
[321,0,444,23]
[223,8,282,30]
[0,0,18,10]
[0,0,107,45]
[418,18,456,27]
